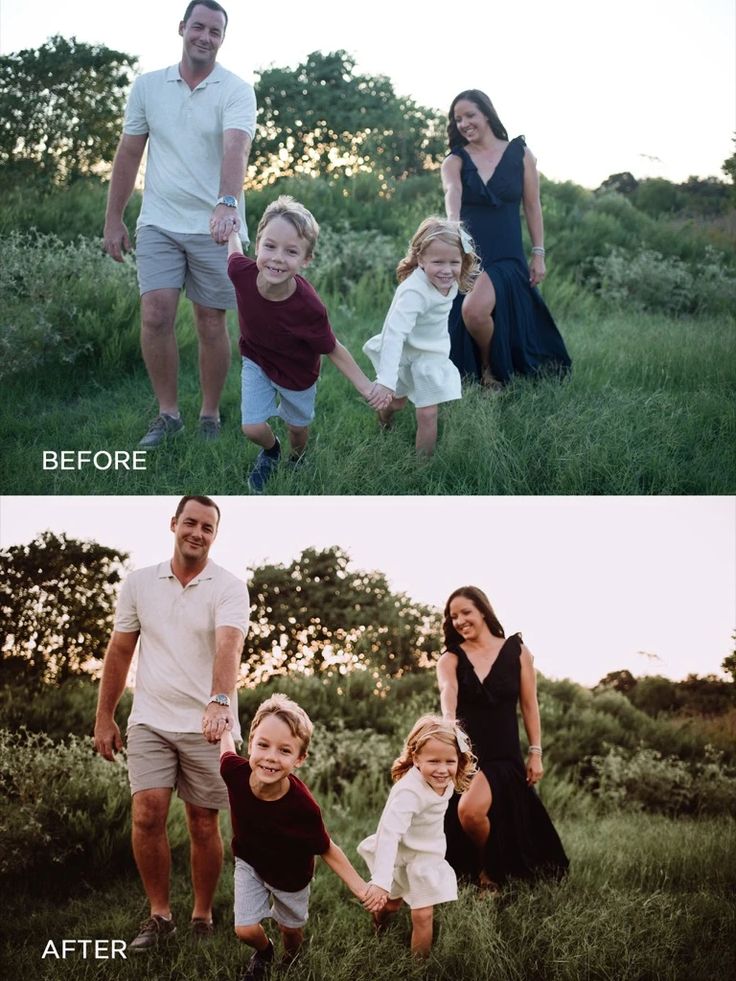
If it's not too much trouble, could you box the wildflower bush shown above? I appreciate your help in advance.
[0,231,140,380]
[593,246,736,316]
[586,744,736,816]
[0,728,131,881]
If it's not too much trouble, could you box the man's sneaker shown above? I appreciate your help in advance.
[248,440,281,494]
[198,416,221,441]
[138,413,184,448]
[239,939,274,980]
[129,914,176,952]
[189,917,214,941]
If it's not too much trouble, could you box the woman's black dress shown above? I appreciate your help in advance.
[444,633,569,884]
[448,136,572,383]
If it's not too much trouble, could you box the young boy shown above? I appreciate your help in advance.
[227,195,389,492]
[219,694,383,979]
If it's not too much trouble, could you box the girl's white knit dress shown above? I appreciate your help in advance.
[362,267,462,408]
[357,765,457,909]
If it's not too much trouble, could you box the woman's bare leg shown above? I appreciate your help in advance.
[461,272,499,387]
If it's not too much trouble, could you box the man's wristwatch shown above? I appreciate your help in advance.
[208,693,231,707]
[215,195,238,208]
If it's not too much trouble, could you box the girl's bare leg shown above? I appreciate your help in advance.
[378,396,408,429]
[415,404,438,456]
[410,906,433,957]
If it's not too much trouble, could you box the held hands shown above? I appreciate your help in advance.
[529,253,546,288]
[362,883,389,912]
[210,205,241,245]
[201,701,234,743]
[365,382,394,410]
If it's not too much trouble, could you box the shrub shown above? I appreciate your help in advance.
[0,728,131,881]
[0,231,140,380]
[592,246,736,316]
[586,744,736,816]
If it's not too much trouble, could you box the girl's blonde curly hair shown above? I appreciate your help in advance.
[396,217,481,294]
[391,714,476,792]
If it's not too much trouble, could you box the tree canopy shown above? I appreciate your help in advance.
[0,532,129,686]
[251,50,445,185]
[0,35,137,186]
[245,546,441,683]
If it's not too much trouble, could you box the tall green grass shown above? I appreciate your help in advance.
[2,302,734,494]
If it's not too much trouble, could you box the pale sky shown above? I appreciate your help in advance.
[1,495,733,687]
[1,0,734,188]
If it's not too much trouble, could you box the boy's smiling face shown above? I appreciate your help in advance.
[255,216,311,291]
[248,714,306,796]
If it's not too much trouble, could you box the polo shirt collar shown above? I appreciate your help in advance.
[157,559,215,585]
[165,63,225,88]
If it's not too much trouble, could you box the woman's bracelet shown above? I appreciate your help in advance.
[531,246,545,256]
[528,745,543,756]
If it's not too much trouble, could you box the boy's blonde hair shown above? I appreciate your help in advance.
[396,217,481,294]
[391,714,476,792]
[255,195,320,258]
[248,693,314,756]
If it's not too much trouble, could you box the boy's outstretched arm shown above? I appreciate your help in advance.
[219,728,237,758]
[227,228,244,257]
[320,840,374,903]
[326,342,373,400]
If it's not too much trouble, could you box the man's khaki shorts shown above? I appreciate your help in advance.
[126,723,229,810]
[135,224,237,310]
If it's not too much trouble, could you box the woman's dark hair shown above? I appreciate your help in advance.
[447,90,509,149]
[443,586,505,646]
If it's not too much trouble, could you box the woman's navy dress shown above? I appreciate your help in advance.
[449,137,572,383]
[444,634,569,884]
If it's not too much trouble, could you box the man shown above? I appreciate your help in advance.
[103,1,256,447]
[94,495,249,950]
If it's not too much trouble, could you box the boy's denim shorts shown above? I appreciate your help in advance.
[241,357,317,428]
[234,857,311,928]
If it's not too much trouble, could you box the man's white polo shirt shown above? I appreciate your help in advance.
[115,560,250,739]
[123,63,256,235]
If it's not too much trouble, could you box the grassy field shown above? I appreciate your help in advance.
[3,804,734,981]
[2,301,734,495]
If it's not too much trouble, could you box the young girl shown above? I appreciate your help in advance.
[363,217,480,455]
[358,715,476,957]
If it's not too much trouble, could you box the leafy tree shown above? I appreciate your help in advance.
[595,669,637,694]
[245,546,440,683]
[0,532,128,686]
[0,35,137,186]
[251,50,445,185]
[599,172,638,195]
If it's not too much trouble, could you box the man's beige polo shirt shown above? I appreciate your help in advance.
[124,63,256,235]
[115,560,250,739]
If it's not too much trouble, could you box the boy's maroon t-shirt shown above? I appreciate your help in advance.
[227,253,337,391]
[220,752,331,892]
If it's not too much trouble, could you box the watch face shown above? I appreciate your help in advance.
[219,195,237,208]
[211,694,229,706]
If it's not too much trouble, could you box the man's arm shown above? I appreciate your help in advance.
[103,133,148,262]
[202,625,246,742]
[210,129,253,244]
[93,630,139,760]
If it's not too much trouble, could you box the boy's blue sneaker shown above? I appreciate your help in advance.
[248,439,281,493]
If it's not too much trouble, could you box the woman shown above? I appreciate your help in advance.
[441,90,571,387]
[437,586,568,888]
